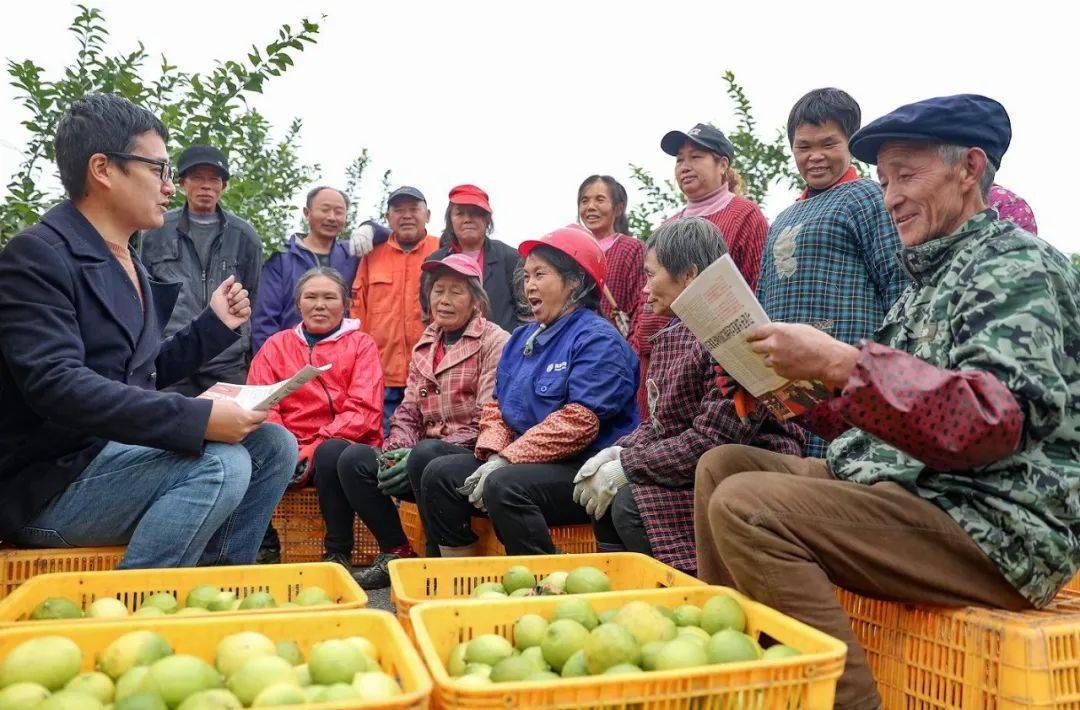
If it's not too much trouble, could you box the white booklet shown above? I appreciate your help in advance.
[670,254,828,420]
[198,364,332,411]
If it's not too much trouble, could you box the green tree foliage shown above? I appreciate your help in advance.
[343,149,371,235]
[0,4,323,252]
[625,164,684,241]
[341,149,394,234]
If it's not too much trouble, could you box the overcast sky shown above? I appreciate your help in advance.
[2,1,1077,253]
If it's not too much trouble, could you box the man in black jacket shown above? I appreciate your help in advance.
[140,145,262,395]
[0,94,295,567]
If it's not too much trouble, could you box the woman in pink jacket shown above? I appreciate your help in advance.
[248,267,385,569]
[351,254,509,588]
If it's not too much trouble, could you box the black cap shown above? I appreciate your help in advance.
[387,185,426,206]
[849,94,1011,168]
[661,123,735,161]
[177,145,230,180]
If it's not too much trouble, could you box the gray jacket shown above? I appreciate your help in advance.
[140,205,262,395]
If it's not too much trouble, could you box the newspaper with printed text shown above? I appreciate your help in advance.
[670,254,828,420]
[198,364,332,411]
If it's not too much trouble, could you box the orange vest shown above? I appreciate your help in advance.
[351,233,440,386]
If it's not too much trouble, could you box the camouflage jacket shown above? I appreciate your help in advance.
[828,210,1080,606]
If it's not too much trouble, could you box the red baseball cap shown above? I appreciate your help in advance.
[420,253,483,279]
[448,184,492,214]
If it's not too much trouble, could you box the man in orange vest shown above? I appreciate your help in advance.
[351,186,440,433]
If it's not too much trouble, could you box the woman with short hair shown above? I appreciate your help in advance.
[572,219,804,575]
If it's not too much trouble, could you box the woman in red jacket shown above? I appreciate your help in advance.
[248,267,384,567]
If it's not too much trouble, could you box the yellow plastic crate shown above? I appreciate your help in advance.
[839,587,1080,708]
[396,501,596,559]
[411,585,846,709]
[0,562,366,626]
[473,517,597,555]
[398,501,427,556]
[0,608,431,708]
[273,487,381,565]
[389,552,704,637]
[0,546,125,600]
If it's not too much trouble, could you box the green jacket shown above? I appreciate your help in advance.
[829,210,1080,606]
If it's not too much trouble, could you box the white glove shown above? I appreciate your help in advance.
[573,457,628,520]
[460,455,509,510]
[348,222,376,258]
[573,446,623,487]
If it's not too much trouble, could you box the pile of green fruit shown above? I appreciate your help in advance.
[468,565,612,599]
[0,628,402,708]
[444,595,800,686]
[27,585,335,621]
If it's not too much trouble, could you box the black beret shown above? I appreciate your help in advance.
[849,94,1011,168]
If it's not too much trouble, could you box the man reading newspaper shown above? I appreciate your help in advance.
[0,94,296,568]
[692,94,1080,709]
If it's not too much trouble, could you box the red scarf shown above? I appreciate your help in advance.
[798,165,859,201]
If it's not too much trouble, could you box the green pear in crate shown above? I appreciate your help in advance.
[0,563,363,626]
[441,593,801,686]
[0,625,407,707]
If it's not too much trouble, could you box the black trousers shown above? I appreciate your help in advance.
[591,485,653,555]
[314,437,470,555]
[419,454,589,554]
[408,439,473,556]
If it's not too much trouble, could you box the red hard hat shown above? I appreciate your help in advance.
[518,224,606,289]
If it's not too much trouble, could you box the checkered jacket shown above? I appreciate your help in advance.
[384,316,509,451]
[630,197,768,417]
[619,319,805,574]
[757,178,908,456]
[600,235,646,334]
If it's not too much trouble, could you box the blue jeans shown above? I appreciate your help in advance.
[383,386,405,436]
[14,424,296,568]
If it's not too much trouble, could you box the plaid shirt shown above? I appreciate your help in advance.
[630,197,768,418]
[600,235,645,333]
[619,319,805,574]
[384,316,509,451]
[757,177,908,457]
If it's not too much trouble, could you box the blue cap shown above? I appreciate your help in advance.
[849,94,1011,168]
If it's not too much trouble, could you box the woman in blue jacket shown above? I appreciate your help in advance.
[417,225,639,556]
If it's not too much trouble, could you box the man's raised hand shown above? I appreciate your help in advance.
[210,275,251,330]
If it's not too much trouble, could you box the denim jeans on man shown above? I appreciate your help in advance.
[15,424,295,568]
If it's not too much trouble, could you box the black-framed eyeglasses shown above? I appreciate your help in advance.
[104,152,175,183]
